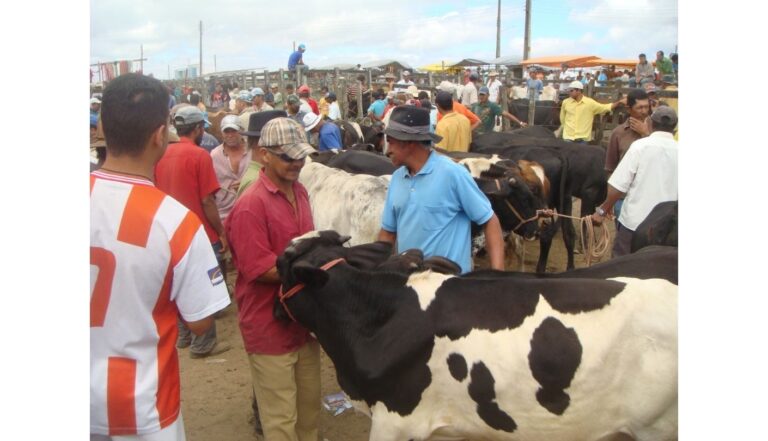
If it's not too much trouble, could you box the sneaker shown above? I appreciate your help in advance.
[190,343,231,359]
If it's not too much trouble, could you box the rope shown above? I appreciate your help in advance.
[512,209,612,271]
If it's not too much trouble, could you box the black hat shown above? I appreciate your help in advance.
[242,110,287,137]
[384,106,442,143]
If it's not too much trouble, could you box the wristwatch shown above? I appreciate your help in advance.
[596,207,606,216]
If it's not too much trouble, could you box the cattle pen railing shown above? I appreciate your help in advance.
[161,67,678,147]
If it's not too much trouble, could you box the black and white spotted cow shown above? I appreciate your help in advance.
[275,231,678,441]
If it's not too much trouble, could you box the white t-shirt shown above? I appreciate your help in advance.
[487,79,502,103]
[608,131,678,230]
[327,102,341,120]
[461,82,478,106]
[90,171,230,436]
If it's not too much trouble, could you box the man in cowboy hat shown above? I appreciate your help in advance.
[377,106,505,273]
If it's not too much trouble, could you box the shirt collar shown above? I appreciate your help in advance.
[414,150,437,177]
[649,131,675,140]
[259,168,279,194]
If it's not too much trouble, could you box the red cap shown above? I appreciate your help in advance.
[297,85,310,94]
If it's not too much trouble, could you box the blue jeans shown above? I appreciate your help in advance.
[177,241,224,354]
[613,199,624,229]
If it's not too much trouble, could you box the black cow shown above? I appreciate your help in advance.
[508,99,561,131]
[472,132,609,272]
[324,149,397,176]
[332,120,364,149]
[274,231,678,441]
[631,201,678,253]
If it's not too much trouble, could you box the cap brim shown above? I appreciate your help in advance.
[281,143,316,159]
[221,124,241,132]
[241,130,261,137]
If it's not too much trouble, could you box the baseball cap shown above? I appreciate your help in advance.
[258,117,315,160]
[650,106,678,126]
[302,112,321,131]
[90,97,101,105]
[270,83,279,88]
[478,86,490,95]
[174,106,207,125]
[489,70,499,76]
[402,70,411,76]
[286,94,301,105]
[643,83,658,94]
[437,81,456,94]
[567,81,584,90]
[298,43,306,50]
[297,85,310,94]
[221,114,241,132]
[469,72,479,80]
[251,87,265,96]
[237,90,254,102]
[327,92,337,100]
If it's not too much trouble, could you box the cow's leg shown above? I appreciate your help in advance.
[368,410,406,441]
[561,197,576,271]
[536,219,558,273]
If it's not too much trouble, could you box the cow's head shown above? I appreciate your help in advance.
[460,157,545,240]
[274,230,394,323]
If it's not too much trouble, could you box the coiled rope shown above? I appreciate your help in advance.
[515,209,612,271]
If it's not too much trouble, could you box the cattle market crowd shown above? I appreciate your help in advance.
[90,45,679,441]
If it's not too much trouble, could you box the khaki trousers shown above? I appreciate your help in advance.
[248,340,321,441]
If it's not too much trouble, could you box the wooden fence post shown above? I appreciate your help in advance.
[527,87,536,127]
[264,69,269,90]
[500,85,510,131]
[357,78,364,121]
[340,77,348,121]
[278,69,285,97]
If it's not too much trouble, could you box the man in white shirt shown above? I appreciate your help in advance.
[486,70,503,104]
[591,106,678,257]
[461,71,479,105]
[326,92,341,120]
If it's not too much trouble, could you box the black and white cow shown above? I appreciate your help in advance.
[276,231,678,441]
[631,201,678,253]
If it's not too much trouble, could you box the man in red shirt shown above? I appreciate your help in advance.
[225,117,319,441]
[297,85,319,115]
[155,105,230,359]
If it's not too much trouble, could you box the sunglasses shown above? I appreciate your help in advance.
[267,149,305,163]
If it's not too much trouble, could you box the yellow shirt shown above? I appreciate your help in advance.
[318,97,330,118]
[559,96,613,141]
[435,111,471,152]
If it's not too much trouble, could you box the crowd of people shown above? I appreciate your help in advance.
[90,42,678,438]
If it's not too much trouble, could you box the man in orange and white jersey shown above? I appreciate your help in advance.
[91,73,230,440]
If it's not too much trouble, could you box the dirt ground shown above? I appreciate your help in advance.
[179,200,616,441]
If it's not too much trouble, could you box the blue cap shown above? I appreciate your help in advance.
[478,86,490,95]
[298,43,306,50]
[251,87,265,96]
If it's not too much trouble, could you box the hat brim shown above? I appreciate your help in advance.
[268,143,316,160]
[241,130,262,137]
[221,124,241,132]
[384,127,442,143]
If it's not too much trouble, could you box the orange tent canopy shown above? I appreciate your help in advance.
[521,55,599,67]
[582,58,638,68]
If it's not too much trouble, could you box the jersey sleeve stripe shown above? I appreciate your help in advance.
[169,211,204,269]
[107,356,138,435]
[117,186,166,248]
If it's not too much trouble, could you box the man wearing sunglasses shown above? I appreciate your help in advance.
[225,117,320,441]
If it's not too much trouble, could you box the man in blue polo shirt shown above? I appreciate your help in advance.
[377,106,505,273]
[288,43,308,73]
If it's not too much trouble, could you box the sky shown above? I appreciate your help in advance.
[90,0,678,80]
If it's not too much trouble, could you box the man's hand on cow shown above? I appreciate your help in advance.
[519,121,528,128]
[629,117,650,137]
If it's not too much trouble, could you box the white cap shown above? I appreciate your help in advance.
[437,81,456,94]
[302,112,321,131]
[221,114,241,132]
[567,81,584,90]
[90,97,101,104]
[402,70,411,76]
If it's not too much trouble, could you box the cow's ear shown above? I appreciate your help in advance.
[292,262,330,288]
[338,235,351,245]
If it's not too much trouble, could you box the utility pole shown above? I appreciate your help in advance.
[168,65,171,80]
[214,54,217,73]
[523,0,531,60]
[199,20,203,76]
[140,45,143,73]
[496,0,501,59]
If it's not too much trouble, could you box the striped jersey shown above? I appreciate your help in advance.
[90,170,230,436]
